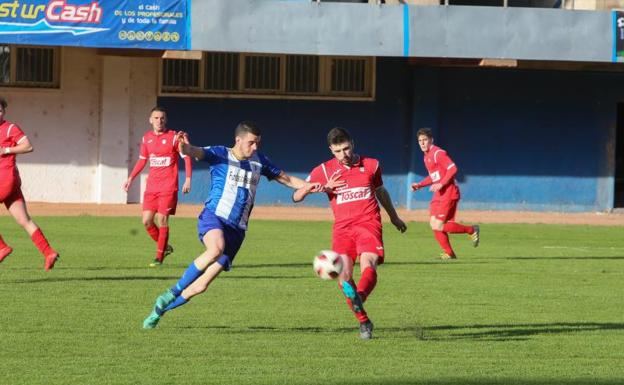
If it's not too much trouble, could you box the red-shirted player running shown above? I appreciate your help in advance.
[0,97,59,271]
[293,127,406,340]
[123,106,192,267]
[411,128,479,260]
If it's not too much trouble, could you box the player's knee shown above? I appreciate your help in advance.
[142,219,154,227]
[429,219,443,231]
[15,217,31,229]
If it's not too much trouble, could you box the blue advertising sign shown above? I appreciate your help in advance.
[0,0,189,50]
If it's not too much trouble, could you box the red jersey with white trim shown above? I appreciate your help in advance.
[0,120,26,180]
[308,155,382,227]
[139,130,184,193]
[424,144,460,201]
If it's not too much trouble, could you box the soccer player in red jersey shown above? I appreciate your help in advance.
[123,106,192,266]
[0,97,59,271]
[293,127,407,340]
[411,127,479,260]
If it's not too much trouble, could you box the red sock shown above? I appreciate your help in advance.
[31,228,55,257]
[443,222,474,234]
[357,267,377,303]
[156,226,169,261]
[146,224,159,242]
[339,280,369,323]
[0,234,8,249]
[433,230,455,256]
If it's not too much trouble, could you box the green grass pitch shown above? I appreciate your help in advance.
[0,216,623,385]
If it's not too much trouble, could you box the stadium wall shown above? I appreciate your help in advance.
[2,52,619,212]
[1,48,158,204]
[162,58,621,212]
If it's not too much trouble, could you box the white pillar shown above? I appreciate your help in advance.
[96,56,132,204]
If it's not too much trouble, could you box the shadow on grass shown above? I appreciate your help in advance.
[506,256,624,260]
[338,380,623,385]
[4,274,308,284]
[172,321,624,343]
[422,322,624,341]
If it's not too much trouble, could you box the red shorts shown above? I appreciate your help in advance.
[430,199,458,222]
[143,191,178,216]
[0,176,24,208]
[332,220,385,264]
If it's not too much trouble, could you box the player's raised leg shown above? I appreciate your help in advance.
[143,216,245,330]
[338,255,373,339]
[7,199,58,270]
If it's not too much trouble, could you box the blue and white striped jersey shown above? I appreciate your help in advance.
[201,146,282,230]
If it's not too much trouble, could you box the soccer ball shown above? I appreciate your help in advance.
[313,250,343,280]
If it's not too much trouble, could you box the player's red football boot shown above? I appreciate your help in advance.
[44,251,59,271]
[0,246,13,263]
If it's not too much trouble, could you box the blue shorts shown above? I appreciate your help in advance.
[197,209,245,271]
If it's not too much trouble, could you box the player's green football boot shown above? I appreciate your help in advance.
[470,225,480,248]
[164,244,174,257]
[341,280,364,313]
[142,310,161,329]
[155,289,176,312]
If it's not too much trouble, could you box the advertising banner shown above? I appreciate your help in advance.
[0,0,189,50]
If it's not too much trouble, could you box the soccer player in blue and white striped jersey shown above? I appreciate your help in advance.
[142,121,321,329]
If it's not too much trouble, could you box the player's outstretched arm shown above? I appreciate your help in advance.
[276,172,321,191]
[411,175,432,192]
[176,131,205,160]
[375,186,407,233]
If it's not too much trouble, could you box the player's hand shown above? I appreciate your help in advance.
[176,131,191,154]
[429,183,443,192]
[411,183,421,191]
[308,182,323,193]
[324,172,346,193]
[122,179,131,192]
[182,178,191,194]
[392,217,407,233]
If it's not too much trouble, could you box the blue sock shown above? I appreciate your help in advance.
[171,262,203,296]
[163,296,188,313]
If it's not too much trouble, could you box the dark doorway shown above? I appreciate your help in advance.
[615,103,624,208]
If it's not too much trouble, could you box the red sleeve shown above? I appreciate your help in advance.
[139,137,148,160]
[129,158,147,180]
[436,151,458,186]
[183,155,192,178]
[417,175,433,187]
[8,124,26,144]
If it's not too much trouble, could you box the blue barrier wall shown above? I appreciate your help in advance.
[164,58,622,212]
[408,67,619,212]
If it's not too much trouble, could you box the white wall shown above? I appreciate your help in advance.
[1,47,159,203]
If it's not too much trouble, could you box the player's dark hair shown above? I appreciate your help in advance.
[235,121,261,137]
[0,97,7,110]
[327,127,353,146]
[150,106,166,115]
[417,127,433,138]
